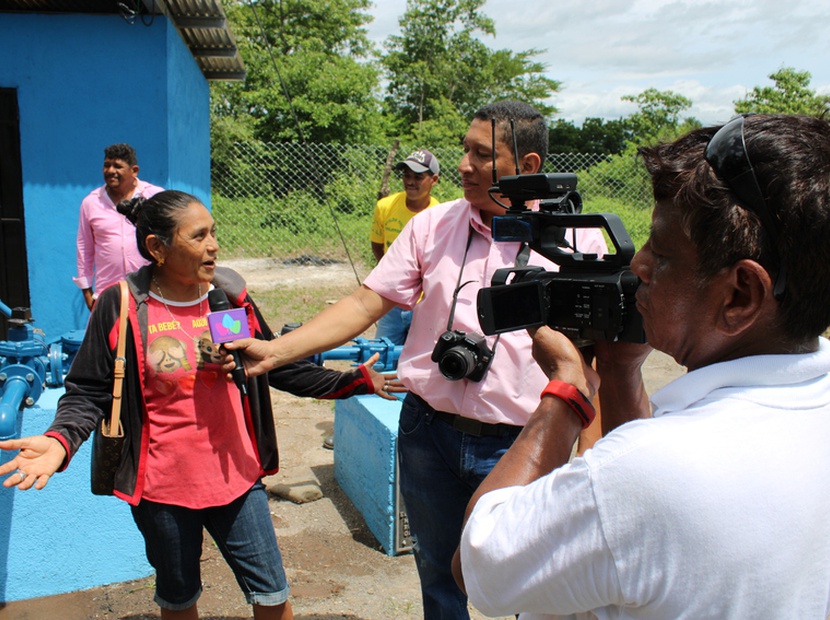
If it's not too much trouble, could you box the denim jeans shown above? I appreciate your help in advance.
[397,393,520,619]
[375,306,413,345]
[131,481,289,610]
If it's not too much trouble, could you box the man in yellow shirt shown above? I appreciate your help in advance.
[370,149,440,344]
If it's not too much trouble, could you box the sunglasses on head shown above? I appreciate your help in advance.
[704,114,786,299]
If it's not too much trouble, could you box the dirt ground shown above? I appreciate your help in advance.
[0,261,685,620]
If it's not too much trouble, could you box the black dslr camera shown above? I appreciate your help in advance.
[476,172,645,343]
[431,330,493,382]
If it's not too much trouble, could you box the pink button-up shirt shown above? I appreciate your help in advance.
[364,198,608,426]
[73,180,164,292]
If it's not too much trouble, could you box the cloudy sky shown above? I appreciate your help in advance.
[365,0,830,126]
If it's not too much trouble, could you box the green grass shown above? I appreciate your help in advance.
[252,285,353,332]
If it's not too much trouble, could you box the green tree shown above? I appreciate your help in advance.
[212,0,388,145]
[734,67,830,116]
[549,118,631,155]
[578,88,701,244]
[381,0,560,141]
[548,119,581,153]
[622,88,700,144]
[405,96,471,147]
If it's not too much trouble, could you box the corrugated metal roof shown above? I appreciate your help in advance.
[0,0,246,81]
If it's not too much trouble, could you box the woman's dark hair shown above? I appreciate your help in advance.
[117,190,201,262]
[473,100,548,165]
[639,114,830,341]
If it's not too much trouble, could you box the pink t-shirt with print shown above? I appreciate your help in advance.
[142,293,261,508]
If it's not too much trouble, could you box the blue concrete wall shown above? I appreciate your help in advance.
[0,12,211,339]
[165,22,212,207]
[334,394,410,556]
[0,388,151,602]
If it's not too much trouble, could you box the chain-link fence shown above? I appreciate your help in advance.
[211,141,655,273]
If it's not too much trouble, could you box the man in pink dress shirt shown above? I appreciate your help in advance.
[73,143,164,310]
[227,100,640,619]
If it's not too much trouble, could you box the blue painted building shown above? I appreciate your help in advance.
[0,0,245,338]
[0,0,245,602]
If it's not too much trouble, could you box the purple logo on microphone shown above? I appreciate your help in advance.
[208,308,251,343]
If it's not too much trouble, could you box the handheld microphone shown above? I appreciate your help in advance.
[207,289,250,397]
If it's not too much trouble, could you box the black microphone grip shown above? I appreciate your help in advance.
[207,289,249,397]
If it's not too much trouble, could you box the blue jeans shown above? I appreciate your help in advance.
[397,393,520,620]
[131,481,289,610]
[375,306,412,345]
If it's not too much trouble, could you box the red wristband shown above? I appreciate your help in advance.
[539,380,596,429]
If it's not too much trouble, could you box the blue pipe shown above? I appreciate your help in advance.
[0,303,76,439]
[0,377,29,440]
[311,337,402,372]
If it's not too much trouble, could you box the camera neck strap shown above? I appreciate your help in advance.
[445,227,476,331]
[516,241,530,268]
[444,227,530,332]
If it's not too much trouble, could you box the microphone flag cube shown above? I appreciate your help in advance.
[207,307,251,343]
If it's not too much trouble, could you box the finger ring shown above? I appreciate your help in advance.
[17,471,25,480]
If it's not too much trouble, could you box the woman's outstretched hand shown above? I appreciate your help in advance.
[362,352,406,401]
[0,435,66,490]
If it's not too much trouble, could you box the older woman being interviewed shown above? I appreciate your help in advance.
[0,190,394,620]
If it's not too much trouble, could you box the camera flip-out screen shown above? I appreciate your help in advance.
[477,280,546,335]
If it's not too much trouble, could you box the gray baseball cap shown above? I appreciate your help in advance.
[395,149,440,175]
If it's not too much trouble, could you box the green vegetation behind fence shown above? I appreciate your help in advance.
[212,142,654,268]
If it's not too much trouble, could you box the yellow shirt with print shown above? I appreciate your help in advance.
[370,191,440,254]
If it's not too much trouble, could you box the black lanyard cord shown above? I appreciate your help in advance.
[444,230,530,358]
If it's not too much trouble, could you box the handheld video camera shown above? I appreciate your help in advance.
[476,172,645,343]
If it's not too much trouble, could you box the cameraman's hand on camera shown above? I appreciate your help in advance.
[592,339,653,433]
[593,339,652,373]
[362,352,406,401]
[529,326,599,400]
